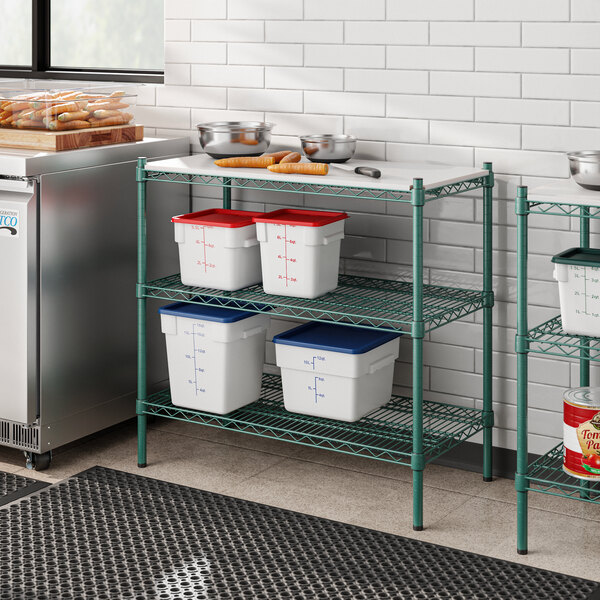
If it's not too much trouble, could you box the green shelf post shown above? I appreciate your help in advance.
[223,177,231,209]
[516,186,529,554]
[579,207,591,388]
[482,162,494,482]
[579,207,591,500]
[411,178,425,531]
[136,157,148,469]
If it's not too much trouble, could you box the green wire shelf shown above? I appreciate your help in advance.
[140,374,485,466]
[526,315,600,361]
[526,443,600,504]
[142,169,487,204]
[527,202,600,219]
[142,273,490,334]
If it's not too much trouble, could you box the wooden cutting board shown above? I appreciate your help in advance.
[0,124,144,152]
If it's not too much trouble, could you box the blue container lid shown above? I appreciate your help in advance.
[158,302,256,323]
[273,322,400,354]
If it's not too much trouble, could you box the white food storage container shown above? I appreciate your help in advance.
[172,209,264,291]
[553,248,600,336]
[253,209,348,299]
[273,322,400,422]
[159,302,269,414]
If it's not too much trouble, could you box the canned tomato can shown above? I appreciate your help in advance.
[563,387,600,480]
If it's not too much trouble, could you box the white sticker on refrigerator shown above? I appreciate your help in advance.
[0,208,19,238]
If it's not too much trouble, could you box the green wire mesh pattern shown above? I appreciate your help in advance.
[526,444,600,504]
[142,170,486,204]
[141,375,484,465]
[526,315,600,361]
[142,274,489,334]
[527,202,600,219]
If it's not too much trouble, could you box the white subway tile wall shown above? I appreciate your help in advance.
[154,1,600,454]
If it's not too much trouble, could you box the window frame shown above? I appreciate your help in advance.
[0,0,163,83]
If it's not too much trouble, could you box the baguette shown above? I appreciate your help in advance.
[279,152,301,164]
[214,156,276,168]
[262,150,292,163]
[267,162,328,175]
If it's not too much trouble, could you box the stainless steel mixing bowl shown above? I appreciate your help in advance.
[299,134,357,163]
[567,151,600,191]
[196,121,273,158]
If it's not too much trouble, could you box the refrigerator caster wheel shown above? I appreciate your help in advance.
[24,451,52,471]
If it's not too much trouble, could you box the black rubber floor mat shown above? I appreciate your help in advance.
[0,470,48,507]
[0,465,598,600]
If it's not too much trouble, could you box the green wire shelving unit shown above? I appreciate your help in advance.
[136,157,495,531]
[516,187,600,555]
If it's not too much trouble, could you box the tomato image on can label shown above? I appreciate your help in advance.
[563,387,600,480]
[577,412,600,475]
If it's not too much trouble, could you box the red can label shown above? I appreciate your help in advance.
[564,402,600,479]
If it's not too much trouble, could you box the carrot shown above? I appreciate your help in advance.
[2,110,26,125]
[214,156,276,168]
[87,101,129,111]
[17,109,38,121]
[55,91,82,101]
[92,109,123,119]
[109,90,126,98]
[48,119,92,131]
[16,119,45,129]
[58,110,90,122]
[240,138,259,145]
[32,101,88,116]
[267,163,328,176]
[262,150,292,163]
[280,152,301,164]
[90,115,129,127]
[3,101,31,112]
[75,93,108,100]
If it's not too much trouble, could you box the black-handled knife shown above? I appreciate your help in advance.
[330,164,382,178]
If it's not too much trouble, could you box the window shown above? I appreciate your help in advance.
[0,0,163,82]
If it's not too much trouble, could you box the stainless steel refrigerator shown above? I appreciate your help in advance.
[0,137,189,469]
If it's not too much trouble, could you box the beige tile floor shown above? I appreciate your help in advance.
[1,418,599,584]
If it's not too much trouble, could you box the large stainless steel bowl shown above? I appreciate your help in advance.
[196,121,273,158]
[299,134,357,163]
[567,151,600,191]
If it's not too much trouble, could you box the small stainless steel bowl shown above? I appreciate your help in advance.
[196,121,273,158]
[567,151,600,191]
[299,134,357,163]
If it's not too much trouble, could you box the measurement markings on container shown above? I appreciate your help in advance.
[303,355,325,370]
[307,376,325,404]
[276,224,297,287]
[186,323,206,395]
[193,225,216,272]
[573,266,600,318]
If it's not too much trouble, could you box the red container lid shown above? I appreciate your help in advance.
[172,209,264,228]
[253,209,348,227]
